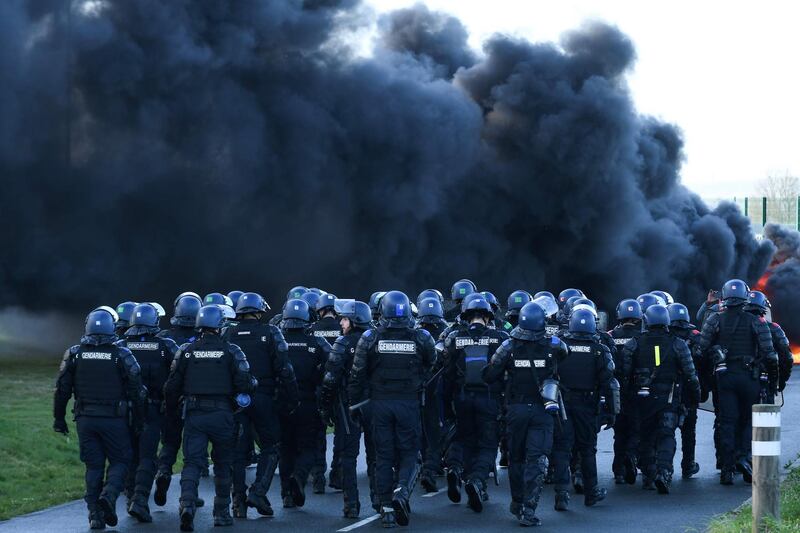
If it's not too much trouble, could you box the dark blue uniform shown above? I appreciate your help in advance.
[623,327,699,492]
[54,334,146,528]
[320,328,367,516]
[226,318,298,517]
[608,322,642,483]
[164,331,256,529]
[278,324,330,506]
[553,332,615,506]
[416,317,449,491]
[348,321,436,526]
[118,326,179,520]
[698,304,777,481]
[671,326,703,477]
[442,322,508,509]
[309,316,342,492]
[483,333,568,525]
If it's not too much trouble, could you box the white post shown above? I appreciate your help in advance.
[752,404,781,532]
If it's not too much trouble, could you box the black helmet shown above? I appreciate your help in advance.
[460,292,485,313]
[667,303,693,328]
[236,292,269,314]
[335,300,372,328]
[637,293,664,312]
[86,307,117,336]
[282,299,311,328]
[569,308,597,334]
[316,293,337,313]
[451,280,476,302]
[131,302,164,328]
[518,302,546,333]
[558,288,584,308]
[287,286,308,300]
[462,297,494,322]
[381,291,412,320]
[115,301,138,328]
[616,299,642,321]
[300,292,321,312]
[722,279,749,306]
[644,304,670,327]
[746,290,770,314]
[196,305,231,330]
[418,297,444,319]
[506,290,533,312]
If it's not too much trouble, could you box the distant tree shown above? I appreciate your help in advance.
[757,171,800,225]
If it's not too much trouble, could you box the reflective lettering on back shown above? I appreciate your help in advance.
[314,331,341,338]
[545,325,559,335]
[514,359,531,368]
[378,340,416,354]
[127,342,159,350]
[614,337,630,345]
[654,345,661,367]
[193,351,224,359]
[81,352,112,360]
[569,345,591,353]
[455,337,498,349]
[534,359,546,368]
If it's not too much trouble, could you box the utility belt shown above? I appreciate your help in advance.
[562,390,596,402]
[75,399,128,418]
[371,390,420,401]
[459,386,501,400]
[184,395,232,413]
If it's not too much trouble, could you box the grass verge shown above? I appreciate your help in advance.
[708,461,800,532]
[0,358,83,520]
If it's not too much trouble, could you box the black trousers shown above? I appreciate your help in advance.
[180,409,235,506]
[77,416,132,511]
[553,397,598,491]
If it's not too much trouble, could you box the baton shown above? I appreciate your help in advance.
[349,398,371,412]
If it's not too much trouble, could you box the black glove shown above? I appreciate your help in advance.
[53,418,69,435]
[319,407,334,428]
[350,406,363,426]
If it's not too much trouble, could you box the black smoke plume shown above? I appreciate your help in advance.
[763,223,800,343]
[0,0,774,317]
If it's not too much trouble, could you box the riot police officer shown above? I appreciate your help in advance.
[227,292,298,519]
[164,304,257,531]
[609,299,643,484]
[623,305,700,494]
[348,291,436,528]
[416,297,448,493]
[154,292,203,507]
[745,291,794,400]
[482,302,568,527]
[698,279,778,485]
[667,303,703,479]
[553,308,617,510]
[120,303,179,523]
[481,291,513,333]
[557,288,584,309]
[278,299,331,508]
[505,290,532,327]
[319,300,373,518]
[369,291,387,323]
[446,280,476,322]
[310,292,343,493]
[442,297,509,512]
[54,307,146,530]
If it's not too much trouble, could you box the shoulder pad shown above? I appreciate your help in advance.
[228,342,246,359]
[179,342,192,352]
[276,339,288,352]
[68,345,81,357]
[550,336,561,345]
[162,337,180,352]
[120,349,141,375]
[362,329,374,339]
[500,338,512,350]
[268,324,283,336]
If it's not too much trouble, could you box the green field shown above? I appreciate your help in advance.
[709,460,800,532]
[0,359,84,520]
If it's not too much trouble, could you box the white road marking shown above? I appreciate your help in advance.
[422,489,444,498]
[337,513,380,531]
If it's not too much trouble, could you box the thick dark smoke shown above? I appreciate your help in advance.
[763,223,800,343]
[0,0,774,318]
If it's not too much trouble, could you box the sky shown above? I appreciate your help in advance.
[364,0,800,199]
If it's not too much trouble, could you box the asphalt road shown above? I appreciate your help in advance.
[3,376,799,533]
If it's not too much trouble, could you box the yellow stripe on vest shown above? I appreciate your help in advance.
[654,345,661,367]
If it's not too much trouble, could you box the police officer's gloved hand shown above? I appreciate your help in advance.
[53,418,69,435]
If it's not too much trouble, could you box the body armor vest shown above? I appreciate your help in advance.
[634,332,678,386]
[123,335,169,401]
[560,337,600,391]
[160,326,198,346]
[508,339,556,403]
[74,344,125,405]
[229,321,275,391]
[311,317,342,346]
[283,329,320,398]
[718,307,756,362]
[183,336,233,396]
[369,328,423,400]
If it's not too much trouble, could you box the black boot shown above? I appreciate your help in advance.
[499,449,509,468]
[329,467,343,491]
[465,479,487,513]
[127,493,153,523]
[681,462,700,479]
[213,497,234,527]
[509,501,523,519]
[232,493,248,519]
[196,496,205,507]
[554,490,569,511]
[179,501,196,532]
[736,459,753,484]
[391,486,411,526]
[624,455,638,485]
[246,453,277,515]
[446,467,462,503]
[154,471,171,507]
[720,469,734,485]
[381,507,397,528]
[519,504,541,527]
[584,486,607,506]
[655,471,671,495]
[97,493,118,527]
[289,474,306,507]
[642,476,655,490]
[420,469,438,493]
[572,470,584,494]
[88,507,105,530]
[312,472,326,494]
[344,501,360,519]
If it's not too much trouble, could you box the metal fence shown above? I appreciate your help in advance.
[732,196,800,233]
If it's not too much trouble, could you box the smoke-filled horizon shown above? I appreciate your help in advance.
[0,1,775,319]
